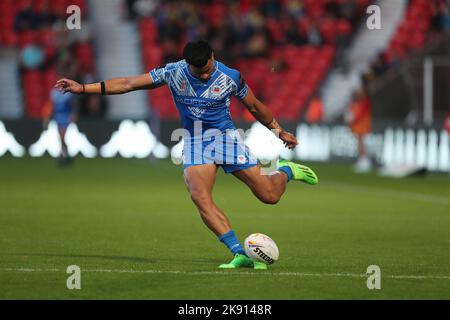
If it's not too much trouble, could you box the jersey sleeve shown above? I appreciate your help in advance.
[149,64,171,87]
[233,72,249,100]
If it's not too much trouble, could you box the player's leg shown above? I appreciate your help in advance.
[58,126,68,157]
[183,164,254,268]
[353,133,372,172]
[57,125,73,166]
[183,164,229,236]
[232,161,319,205]
[225,135,318,204]
[232,165,288,205]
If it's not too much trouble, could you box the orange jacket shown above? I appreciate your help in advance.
[349,95,372,135]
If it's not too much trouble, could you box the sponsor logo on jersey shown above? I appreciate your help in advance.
[175,96,222,108]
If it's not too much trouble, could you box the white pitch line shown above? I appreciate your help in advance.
[323,181,450,205]
[2,268,450,280]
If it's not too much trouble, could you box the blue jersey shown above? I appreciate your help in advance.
[51,88,74,127]
[51,89,73,114]
[149,60,249,137]
[150,60,257,173]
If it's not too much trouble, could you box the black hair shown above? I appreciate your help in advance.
[183,40,213,68]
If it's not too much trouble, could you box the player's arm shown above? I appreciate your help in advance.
[242,88,298,150]
[54,73,156,95]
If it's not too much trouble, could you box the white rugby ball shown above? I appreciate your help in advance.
[244,233,279,265]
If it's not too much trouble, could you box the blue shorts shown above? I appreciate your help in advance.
[54,114,71,129]
[182,130,258,174]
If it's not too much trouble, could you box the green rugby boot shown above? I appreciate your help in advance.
[278,159,319,185]
[253,261,268,270]
[218,254,254,269]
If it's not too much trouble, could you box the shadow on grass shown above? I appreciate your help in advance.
[0,252,223,265]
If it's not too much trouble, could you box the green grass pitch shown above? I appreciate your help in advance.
[0,156,449,299]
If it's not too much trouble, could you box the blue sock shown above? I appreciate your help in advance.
[219,230,246,256]
[279,166,293,181]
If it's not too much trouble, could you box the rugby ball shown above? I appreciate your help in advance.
[244,233,279,265]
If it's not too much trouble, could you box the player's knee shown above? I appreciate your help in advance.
[260,192,280,205]
[190,191,212,207]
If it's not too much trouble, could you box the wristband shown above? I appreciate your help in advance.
[101,81,106,95]
[264,117,284,134]
[264,118,275,128]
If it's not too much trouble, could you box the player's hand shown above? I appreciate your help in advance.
[55,78,83,94]
[279,130,298,150]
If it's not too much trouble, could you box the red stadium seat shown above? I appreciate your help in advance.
[75,43,95,74]
[135,3,358,120]
[382,0,433,61]
[2,33,18,47]
[319,18,336,44]
[336,19,352,36]
[18,31,36,48]
[266,18,285,43]
[6,0,95,119]
[409,31,426,50]
[23,71,46,118]
[139,19,158,43]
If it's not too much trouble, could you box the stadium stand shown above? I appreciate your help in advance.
[1,0,447,122]
[364,0,449,84]
[384,0,432,64]
[135,0,372,121]
[0,0,94,118]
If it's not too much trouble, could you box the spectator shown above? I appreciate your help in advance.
[157,1,183,43]
[124,0,139,19]
[286,0,304,18]
[307,20,323,46]
[261,0,283,18]
[36,0,58,29]
[133,0,159,19]
[440,2,450,32]
[370,52,389,77]
[245,29,269,57]
[14,0,40,32]
[445,112,450,135]
[281,12,307,45]
[161,40,180,63]
[244,6,266,38]
[144,0,371,67]
[305,96,324,124]
[48,65,79,166]
[345,84,373,173]
[338,0,359,27]
[431,0,444,31]
[133,0,373,122]
[20,44,45,70]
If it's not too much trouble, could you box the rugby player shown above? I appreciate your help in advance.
[55,40,318,270]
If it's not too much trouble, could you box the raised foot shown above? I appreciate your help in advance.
[278,160,319,185]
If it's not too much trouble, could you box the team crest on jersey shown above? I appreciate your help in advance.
[237,155,247,164]
[210,85,222,97]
